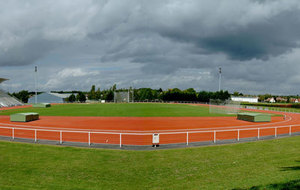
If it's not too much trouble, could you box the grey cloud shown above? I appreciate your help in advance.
[200,10,300,60]
[0,39,58,66]
[159,8,300,61]
[1,0,300,95]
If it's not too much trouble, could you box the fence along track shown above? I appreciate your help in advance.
[0,124,299,148]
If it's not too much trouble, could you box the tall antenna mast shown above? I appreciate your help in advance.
[218,67,222,91]
[34,66,38,104]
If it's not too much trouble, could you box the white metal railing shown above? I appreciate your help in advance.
[0,124,299,147]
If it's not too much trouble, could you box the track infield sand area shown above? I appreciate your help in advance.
[0,103,299,145]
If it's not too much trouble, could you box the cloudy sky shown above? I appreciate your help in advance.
[1,0,300,95]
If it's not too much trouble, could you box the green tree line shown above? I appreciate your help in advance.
[86,85,230,102]
[9,85,231,103]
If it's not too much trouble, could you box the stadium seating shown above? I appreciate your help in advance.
[0,89,23,107]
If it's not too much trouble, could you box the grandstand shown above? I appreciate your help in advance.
[0,78,23,107]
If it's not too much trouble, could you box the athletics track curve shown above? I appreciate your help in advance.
[0,104,299,146]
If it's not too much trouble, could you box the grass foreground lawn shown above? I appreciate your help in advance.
[0,103,235,117]
[0,137,299,189]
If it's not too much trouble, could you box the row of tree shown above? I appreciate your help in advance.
[10,90,35,103]
[85,85,230,102]
[66,92,86,103]
[9,85,231,103]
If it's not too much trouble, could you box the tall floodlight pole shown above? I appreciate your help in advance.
[132,87,134,103]
[130,86,134,103]
[128,88,130,103]
[34,66,38,104]
[218,67,222,91]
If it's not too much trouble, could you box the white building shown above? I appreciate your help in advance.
[269,97,276,103]
[231,96,259,103]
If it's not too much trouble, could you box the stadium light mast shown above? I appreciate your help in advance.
[34,66,38,104]
[218,67,222,91]
[130,86,134,103]
[128,88,130,103]
[132,87,134,103]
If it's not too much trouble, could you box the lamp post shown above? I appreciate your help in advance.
[34,66,38,104]
[218,67,222,91]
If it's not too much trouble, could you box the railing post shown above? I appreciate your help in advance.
[120,133,122,148]
[186,132,189,146]
[214,130,216,143]
[12,128,14,140]
[237,129,240,141]
[35,129,37,143]
[258,128,260,140]
[289,126,292,136]
[60,131,62,144]
[275,127,277,138]
[88,132,91,146]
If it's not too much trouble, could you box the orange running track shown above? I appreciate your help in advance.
[0,105,299,145]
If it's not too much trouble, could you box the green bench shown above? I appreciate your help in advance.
[237,113,271,122]
[10,112,39,122]
[32,103,51,108]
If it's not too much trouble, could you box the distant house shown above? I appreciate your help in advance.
[28,92,75,103]
[266,97,276,103]
[275,97,287,102]
[231,96,258,103]
[290,98,300,103]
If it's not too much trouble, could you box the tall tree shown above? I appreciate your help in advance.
[104,90,114,101]
[12,90,30,103]
[88,85,96,100]
[76,92,86,103]
[138,88,153,101]
[68,94,76,102]
[95,88,101,100]
[112,84,117,91]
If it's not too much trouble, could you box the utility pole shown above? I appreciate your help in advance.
[218,67,222,91]
[34,66,38,104]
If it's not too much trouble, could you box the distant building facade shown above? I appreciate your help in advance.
[231,96,259,103]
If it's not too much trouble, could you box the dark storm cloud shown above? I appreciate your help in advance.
[200,9,300,60]
[1,0,300,94]
[157,8,300,61]
[2,0,300,65]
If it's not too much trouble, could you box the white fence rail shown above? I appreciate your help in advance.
[0,124,299,147]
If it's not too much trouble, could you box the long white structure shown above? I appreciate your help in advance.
[231,96,258,103]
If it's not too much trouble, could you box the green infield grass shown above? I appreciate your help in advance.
[0,137,299,189]
[0,103,236,117]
